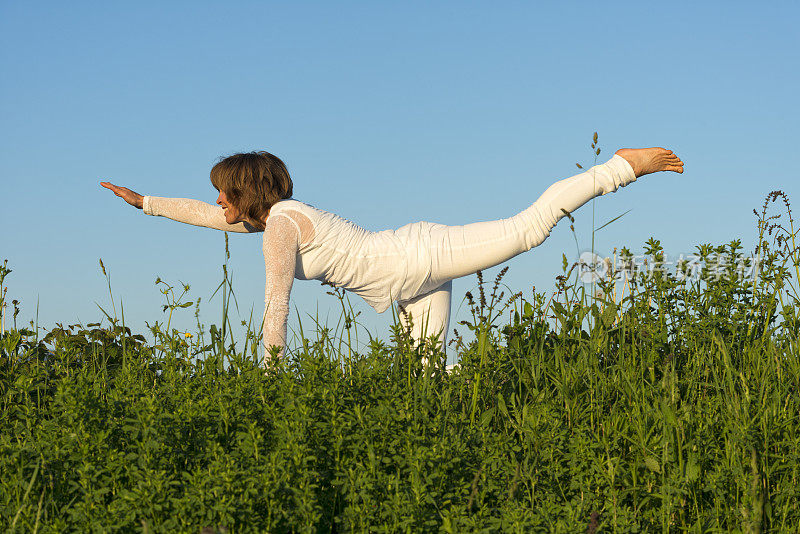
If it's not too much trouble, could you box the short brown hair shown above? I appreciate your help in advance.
[210,151,293,230]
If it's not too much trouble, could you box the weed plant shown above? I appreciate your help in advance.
[1,189,799,532]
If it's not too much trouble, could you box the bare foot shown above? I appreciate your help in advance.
[615,147,684,178]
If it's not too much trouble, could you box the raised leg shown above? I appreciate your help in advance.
[423,154,641,289]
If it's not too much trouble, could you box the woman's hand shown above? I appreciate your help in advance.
[100,182,144,209]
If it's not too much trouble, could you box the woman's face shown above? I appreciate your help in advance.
[216,190,243,225]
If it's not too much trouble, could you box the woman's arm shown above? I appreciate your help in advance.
[261,214,301,364]
[143,196,259,233]
[100,182,259,233]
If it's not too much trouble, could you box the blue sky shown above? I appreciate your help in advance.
[2,1,798,360]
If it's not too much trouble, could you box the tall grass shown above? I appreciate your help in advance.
[1,190,799,532]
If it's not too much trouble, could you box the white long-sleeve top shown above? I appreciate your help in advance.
[142,196,415,359]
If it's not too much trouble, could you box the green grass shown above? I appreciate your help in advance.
[1,190,800,533]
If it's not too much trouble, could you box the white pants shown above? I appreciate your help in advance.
[395,154,636,350]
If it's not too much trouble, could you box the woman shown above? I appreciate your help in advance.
[101,147,683,364]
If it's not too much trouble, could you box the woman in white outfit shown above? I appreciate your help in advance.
[101,147,684,364]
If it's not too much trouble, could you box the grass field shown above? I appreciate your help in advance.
[2,191,799,533]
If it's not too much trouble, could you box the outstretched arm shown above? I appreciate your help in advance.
[260,214,300,365]
[143,196,259,233]
[100,182,259,233]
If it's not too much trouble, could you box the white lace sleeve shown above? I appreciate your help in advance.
[261,214,300,364]
[143,196,260,233]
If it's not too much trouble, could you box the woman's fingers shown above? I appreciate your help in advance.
[100,182,124,195]
[100,181,144,208]
[100,182,116,195]
[100,182,124,198]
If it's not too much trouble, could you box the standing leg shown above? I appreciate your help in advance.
[424,154,638,288]
[396,280,452,352]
